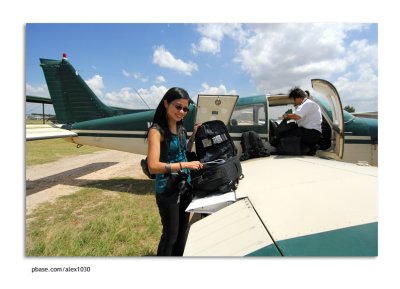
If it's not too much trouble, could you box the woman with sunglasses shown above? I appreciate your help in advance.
[147,87,203,256]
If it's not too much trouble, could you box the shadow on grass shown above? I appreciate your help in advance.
[26,161,156,196]
[82,178,155,195]
[26,162,118,195]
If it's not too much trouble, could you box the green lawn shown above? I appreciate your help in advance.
[26,138,104,166]
[25,131,161,256]
[26,178,160,256]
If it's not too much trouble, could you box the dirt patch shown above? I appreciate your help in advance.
[25,150,149,214]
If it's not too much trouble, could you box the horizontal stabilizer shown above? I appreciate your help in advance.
[26,124,77,141]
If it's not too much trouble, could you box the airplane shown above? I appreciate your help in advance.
[26,54,378,256]
[27,54,378,166]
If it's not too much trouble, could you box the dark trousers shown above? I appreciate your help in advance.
[299,127,321,148]
[281,127,321,150]
[155,191,192,256]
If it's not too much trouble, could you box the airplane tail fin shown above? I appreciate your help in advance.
[40,56,118,124]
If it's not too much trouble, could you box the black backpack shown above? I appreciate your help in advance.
[275,119,298,137]
[194,120,236,163]
[191,156,242,198]
[191,120,243,197]
[276,136,302,155]
[239,131,270,161]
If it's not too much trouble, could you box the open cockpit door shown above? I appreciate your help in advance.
[311,79,344,159]
[195,94,239,125]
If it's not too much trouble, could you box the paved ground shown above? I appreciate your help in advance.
[25,150,148,214]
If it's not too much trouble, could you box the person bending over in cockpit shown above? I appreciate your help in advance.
[282,87,322,155]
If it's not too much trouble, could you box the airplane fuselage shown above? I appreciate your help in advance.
[26,56,378,256]
[64,94,378,166]
[34,57,378,166]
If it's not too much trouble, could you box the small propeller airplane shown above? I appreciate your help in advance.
[27,54,378,166]
[26,54,378,256]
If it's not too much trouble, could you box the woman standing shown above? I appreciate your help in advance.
[147,87,203,256]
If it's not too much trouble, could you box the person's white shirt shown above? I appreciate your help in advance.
[294,98,322,132]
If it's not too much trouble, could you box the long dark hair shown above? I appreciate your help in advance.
[147,87,191,147]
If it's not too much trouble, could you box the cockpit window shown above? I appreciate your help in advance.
[268,104,295,122]
[230,104,265,126]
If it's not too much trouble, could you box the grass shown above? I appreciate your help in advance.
[26,138,104,166]
[25,125,161,256]
[26,119,50,125]
[26,178,160,256]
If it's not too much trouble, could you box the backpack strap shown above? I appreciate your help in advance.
[177,124,188,152]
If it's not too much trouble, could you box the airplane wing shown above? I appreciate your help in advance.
[184,156,378,256]
[26,124,77,141]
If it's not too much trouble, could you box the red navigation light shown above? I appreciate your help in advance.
[62,53,67,59]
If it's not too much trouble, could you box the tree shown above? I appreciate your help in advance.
[344,105,355,113]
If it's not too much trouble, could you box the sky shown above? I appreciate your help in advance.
[26,23,378,115]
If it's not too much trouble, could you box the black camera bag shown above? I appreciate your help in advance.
[191,156,243,198]
[195,120,237,163]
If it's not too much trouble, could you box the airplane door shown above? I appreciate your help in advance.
[311,79,345,159]
[195,94,239,125]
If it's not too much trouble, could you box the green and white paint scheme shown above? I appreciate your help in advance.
[184,156,377,256]
[27,55,378,256]
[28,56,378,167]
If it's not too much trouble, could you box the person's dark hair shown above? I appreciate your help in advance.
[147,87,191,146]
[152,87,190,129]
[288,87,307,100]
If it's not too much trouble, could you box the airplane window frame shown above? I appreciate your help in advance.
[231,104,266,126]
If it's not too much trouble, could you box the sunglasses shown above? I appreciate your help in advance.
[173,103,189,113]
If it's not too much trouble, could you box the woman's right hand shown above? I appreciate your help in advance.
[183,161,203,171]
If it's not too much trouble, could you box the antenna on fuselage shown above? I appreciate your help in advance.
[133,87,151,109]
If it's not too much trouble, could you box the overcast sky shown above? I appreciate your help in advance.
[26,23,377,115]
